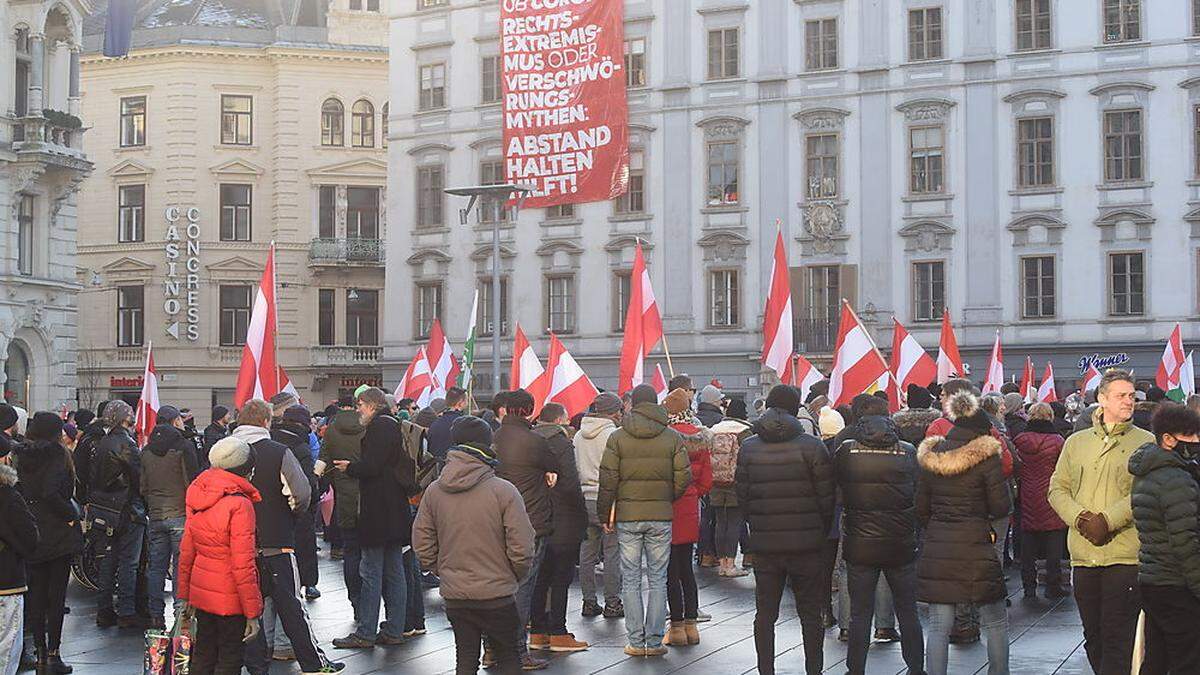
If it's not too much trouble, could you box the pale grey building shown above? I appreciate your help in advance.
[386,0,1200,399]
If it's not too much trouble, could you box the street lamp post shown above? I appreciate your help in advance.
[444,184,535,395]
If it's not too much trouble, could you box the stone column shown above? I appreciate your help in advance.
[28,33,44,114]
[68,46,81,117]
[857,0,893,321]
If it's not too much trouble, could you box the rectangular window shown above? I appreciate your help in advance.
[1015,0,1052,51]
[479,277,509,337]
[911,261,945,322]
[625,38,646,87]
[480,160,509,223]
[800,265,841,352]
[545,203,575,220]
[419,63,446,111]
[117,286,144,347]
[417,0,446,7]
[545,275,576,333]
[219,285,251,346]
[707,28,740,80]
[318,289,335,346]
[612,270,631,332]
[615,150,645,214]
[1103,0,1141,43]
[120,96,146,147]
[416,165,444,228]
[909,126,945,193]
[804,18,838,71]
[318,186,336,239]
[1017,117,1054,187]
[415,283,442,339]
[219,184,252,241]
[366,0,379,11]
[350,0,361,9]
[805,133,839,198]
[220,95,252,145]
[481,56,502,104]
[346,187,379,239]
[1109,252,1145,316]
[710,269,740,328]
[1021,256,1056,319]
[1104,109,1143,183]
[908,7,944,62]
[706,141,739,206]
[118,185,145,243]
[346,289,378,346]
[17,195,33,276]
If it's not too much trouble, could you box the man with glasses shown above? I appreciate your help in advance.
[1049,369,1151,675]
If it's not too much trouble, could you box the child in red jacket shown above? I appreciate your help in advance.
[663,389,713,648]
[177,437,263,675]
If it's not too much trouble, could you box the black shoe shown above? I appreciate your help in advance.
[1046,586,1069,599]
[581,600,603,617]
[838,628,849,642]
[603,601,625,618]
[95,609,118,628]
[45,652,72,674]
[1024,587,1037,599]
[332,634,375,649]
[874,628,901,643]
[305,586,322,601]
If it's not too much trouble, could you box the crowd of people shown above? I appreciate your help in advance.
[0,365,1197,675]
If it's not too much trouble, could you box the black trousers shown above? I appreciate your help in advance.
[845,562,924,675]
[530,546,576,635]
[342,527,363,618]
[752,552,825,675]
[446,601,521,675]
[243,553,327,675]
[1020,529,1065,592]
[1073,564,1140,675]
[667,543,698,621]
[820,539,838,614]
[190,609,245,675]
[1140,584,1200,675]
[27,555,70,652]
[293,510,319,589]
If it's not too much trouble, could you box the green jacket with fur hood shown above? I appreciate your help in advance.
[597,403,691,524]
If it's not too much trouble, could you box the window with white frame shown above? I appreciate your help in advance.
[481,56,502,104]
[220,95,252,145]
[351,99,374,148]
[346,289,378,346]
[416,165,444,228]
[1015,0,1052,51]
[419,63,446,111]
[707,28,740,80]
[908,8,944,61]
[480,160,509,223]
[625,38,646,87]
[545,275,576,333]
[1103,109,1143,183]
[1194,0,1200,36]
[612,270,631,331]
[219,285,251,346]
[706,141,740,206]
[118,185,145,243]
[909,126,945,194]
[120,96,146,147]
[804,19,838,71]
[219,184,252,241]
[1021,256,1056,319]
[805,133,839,198]
[710,269,740,328]
[479,277,509,336]
[1017,117,1054,188]
[321,98,344,146]
[1109,252,1144,315]
[318,186,336,239]
[346,187,379,239]
[545,203,575,220]
[1103,0,1141,43]
[415,282,442,338]
[911,261,945,322]
[615,150,645,214]
[117,286,144,347]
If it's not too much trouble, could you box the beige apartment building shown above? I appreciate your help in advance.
[77,0,389,420]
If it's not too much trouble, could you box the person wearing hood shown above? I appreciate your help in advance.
[271,402,321,602]
[736,385,834,675]
[234,399,341,675]
[0,434,38,675]
[708,399,752,578]
[16,412,76,674]
[917,391,1012,675]
[695,385,725,428]
[413,415,535,675]
[1129,403,1200,673]
[177,436,263,675]
[201,406,231,473]
[597,384,691,658]
[318,396,366,614]
[574,392,624,619]
[528,404,590,653]
[0,404,19,458]
[140,405,200,629]
[1002,393,1028,440]
[1012,403,1068,599]
[892,385,941,447]
[1048,368,1151,675]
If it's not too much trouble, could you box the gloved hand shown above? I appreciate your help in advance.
[243,617,261,643]
[1076,511,1111,546]
[178,601,195,624]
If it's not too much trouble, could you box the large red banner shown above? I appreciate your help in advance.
[501,0,628,208]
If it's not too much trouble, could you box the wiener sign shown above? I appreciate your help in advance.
[501,0,629,208]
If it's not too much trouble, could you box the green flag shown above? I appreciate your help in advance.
[1167,350,1195,402]
[459,289,479,389]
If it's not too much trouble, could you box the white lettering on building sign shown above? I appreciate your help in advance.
[164,207,201,342]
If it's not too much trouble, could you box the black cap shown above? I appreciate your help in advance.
[0,404,17,431]
[211,405,229,422]
[765,384,801,417]
[451,415,493,449]
[283,405,312,426]
[157,405,181,425]
[27,411,64,442]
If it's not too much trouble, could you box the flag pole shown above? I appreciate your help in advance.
[661,333,676,379]
[270,241,280,397]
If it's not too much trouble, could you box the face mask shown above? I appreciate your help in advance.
[1174,440,1200,461]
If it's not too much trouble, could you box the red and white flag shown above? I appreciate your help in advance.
[426,318,460,399]
[761,227,794,382]
[617,242,663,394]
[791,354,825,403]
[545,333,599,418]
[828,301,889,408]
[981,331,1004,395]
[396,347,434,407]
[1037,362,1058,403]
[134,342,159,447]
[1156,323,1185,391]
[1082,362,1103,394]
[651,364,668,403]
[936,309,964,384]
[510,324,550,411]
[279,365,299,400]
[889,319,937,412]
[1019,356,1036,403]
[234,244,279,408]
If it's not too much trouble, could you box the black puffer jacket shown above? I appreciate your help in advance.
[892,408,941,448]
[834,415,919,568]
[90,426,145,522]
[1129,442,1200,596]
[534,423,588,554]
[72,421,107,501]
[695,403,724,428]
[140,424,199,521]
[15,440,82,564]
[735,408,834,555]
[916,423,1011,605]
[495,416,557,537]
[0,464,38,593]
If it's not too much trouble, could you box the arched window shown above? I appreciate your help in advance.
[352,99,375,148]
[381,102,389,148]
[321,98,344,146]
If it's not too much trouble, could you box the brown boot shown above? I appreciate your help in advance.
[664,620,688,646]
[699,554,718,568]
[684,619,700,645]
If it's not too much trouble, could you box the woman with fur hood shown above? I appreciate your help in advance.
[917,391,1013,675]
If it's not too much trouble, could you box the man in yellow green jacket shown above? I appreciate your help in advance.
[1048,368,1151,675]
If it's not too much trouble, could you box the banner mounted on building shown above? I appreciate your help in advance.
[501,0,629,208]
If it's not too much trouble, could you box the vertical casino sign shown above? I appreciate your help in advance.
[163,206,201,341]
[501,0,629,207]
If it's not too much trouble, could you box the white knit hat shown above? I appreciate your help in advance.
[208,436,252,471]
[818,406,845,439]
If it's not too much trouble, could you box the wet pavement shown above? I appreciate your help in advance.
[60,553,1091,674]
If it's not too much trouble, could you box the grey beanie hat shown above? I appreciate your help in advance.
[102,400,134,428]
[209,436,252,471]
[699,384,722,405]
[591,392,622,415]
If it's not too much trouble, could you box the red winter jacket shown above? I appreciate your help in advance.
[1012,422,1068,532]
[177,469,263,618]
[926,416,1014,478]
[670,422,713,545]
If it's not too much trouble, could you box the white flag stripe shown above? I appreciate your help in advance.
[517,347,545,388]
[895,334,925,384]
[548,349,588,399]
[828,326,874,402]
[763,303,793,371]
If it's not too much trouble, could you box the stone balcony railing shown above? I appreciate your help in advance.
[309,238,385,266]
[310,345,382,367]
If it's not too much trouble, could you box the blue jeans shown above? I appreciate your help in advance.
[617,521,672,648]
[513,536,547,657]
[927,600,1009,675]
[97,521,146,617]
[147,517,185,619]
[356,542,407,640]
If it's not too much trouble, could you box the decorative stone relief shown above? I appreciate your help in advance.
[696,230,749,262]
[793,107,850,132]
[1007,213,1067,246]
[898,221,956,253]
[797,200,849,256]
[1094,208,1153,242]
[335,185,348,238]
[697,115,749,141]
[895,98,956,122]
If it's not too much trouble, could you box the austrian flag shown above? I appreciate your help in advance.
[545,334,598,418]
